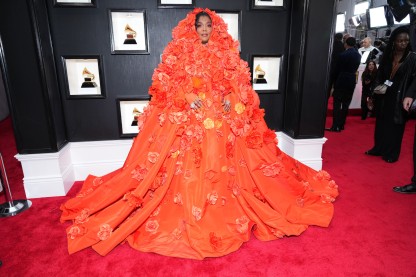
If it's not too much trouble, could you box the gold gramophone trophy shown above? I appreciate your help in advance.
[131,107,142,126]
[253,64,267,84]
[81,67,97,88]
[124,24,137,45]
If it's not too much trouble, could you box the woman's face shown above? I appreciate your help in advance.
[394,33,410,52]
[368,62,375,71]
[196,15,212,44]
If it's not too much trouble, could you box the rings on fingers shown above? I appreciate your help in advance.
[190,102,196,109]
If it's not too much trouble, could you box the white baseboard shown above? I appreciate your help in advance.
[15,133,327,198]
[277,132,327,171]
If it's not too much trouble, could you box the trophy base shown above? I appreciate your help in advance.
[131,120,138,126]
[81,82,98,88]
[124,39,137,44]
[0,200,32,217]
[254,78,267,84]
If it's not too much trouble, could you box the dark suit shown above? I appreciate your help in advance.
[328,39,345,98]
[331,47,361,129]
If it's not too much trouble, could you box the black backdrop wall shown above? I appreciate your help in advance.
[0,0,336,154]
[48,0,287,141]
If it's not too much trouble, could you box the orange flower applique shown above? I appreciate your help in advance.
[171,150,180,158]
[175,161,183,175]
[302,181,313,191]
[193,147,202,167]
[207,191,219,205]
[251,108,265,123]
[321,194,336,204]
[257,162,282,177]
[151,206,161,217]
[158,112,166,126]
[236,215,249,234]
[192,76,202,88]
[263,129,278,145]
[230,117,250,137]
[148,152,160,164]
[122,192,143,208]
[74,208,90,224]
[328,180,338,190]
[131,164,148,182]
[92,177,103,187]
[203,118,215,129]
[228,166,236,176]
[67,225,86,240]
[145,219,159,234]
[209,232,223,250]
[226,142,234,159]
[246,130,263,149]
[204,170,216,180]
[198,91,206,100]
[184,169,192,179]
[315,170,331,181]
[192,206,202,221]
[296,197,305,207]
[169,111,188,125]
[172,227,183,240]
[174,192,183,205]
[215,120,223,129]
[234,102,246,114]
[97,224,112,241]
[148,133,156,144]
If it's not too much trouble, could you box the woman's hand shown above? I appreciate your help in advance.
[403,97,413,112]
[222,99,231,112]
[190,97,203,110]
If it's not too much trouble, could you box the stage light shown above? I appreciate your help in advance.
[387,0,412,22]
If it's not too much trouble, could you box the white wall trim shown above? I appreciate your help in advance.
[15,132,327,198]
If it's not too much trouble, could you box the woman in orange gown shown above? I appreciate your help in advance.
[60,8,339,260]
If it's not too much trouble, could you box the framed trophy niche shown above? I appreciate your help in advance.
[117,97,150,138]
[216,10,242,51]
[53,0,96,8]
[157,0,195,9]
[250,0,285,10]
[61,55,106,99]
[108,10,149,55]
[250,54,282,93]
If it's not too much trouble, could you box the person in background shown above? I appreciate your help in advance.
[374,40,385,62]
[365,26,416,163]
[343,33,351,44]
[328,33,345,99]
[361,60,378,120]
[393,96,416,193]
[326,37,361,132]
[359,37,381,64]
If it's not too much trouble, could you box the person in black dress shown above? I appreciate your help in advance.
[361,60,378,119]
[393,96,416,194]
[365,26,416,163]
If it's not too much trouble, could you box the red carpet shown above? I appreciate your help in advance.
[1,115,416,276]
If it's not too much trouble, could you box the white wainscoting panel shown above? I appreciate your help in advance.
[15,133,327,198]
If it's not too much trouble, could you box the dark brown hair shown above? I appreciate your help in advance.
[195,11,211,28]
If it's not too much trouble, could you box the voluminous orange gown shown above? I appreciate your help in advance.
[60,8,339,260]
